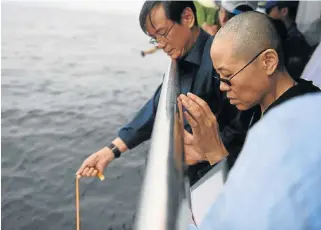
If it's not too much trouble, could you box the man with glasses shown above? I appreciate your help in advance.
[76,1,253,185]
[179,11,319,173]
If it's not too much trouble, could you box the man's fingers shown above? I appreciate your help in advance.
[187,92,217,122]
[76,165,98,178]
[76,163,87,176]
[82,167,90,177]
[91,169,98,177]
[87,167,95,177]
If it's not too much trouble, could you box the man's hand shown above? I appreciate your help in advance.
[76,147,115,178]
[179,93,228,165]
[76,138,128,178]
[202,23,219,36]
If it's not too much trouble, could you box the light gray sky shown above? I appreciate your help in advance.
[2,0,146,14]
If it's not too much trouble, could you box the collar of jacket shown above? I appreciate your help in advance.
[179,28,210,66]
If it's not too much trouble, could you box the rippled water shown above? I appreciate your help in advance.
[1,2,169,229]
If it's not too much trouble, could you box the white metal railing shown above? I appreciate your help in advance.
[134,60,190,230]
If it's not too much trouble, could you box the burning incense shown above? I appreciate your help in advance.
[141,46,160,57]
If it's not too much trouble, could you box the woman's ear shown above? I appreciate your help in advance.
[181,7,195,28]
[263,49,279,75]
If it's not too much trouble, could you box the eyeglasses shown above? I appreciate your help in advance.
[214,49,268,86]
[149,22,175,45]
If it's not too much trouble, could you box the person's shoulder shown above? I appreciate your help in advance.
[263,92,321,118]
[241,93,321,159]
[231,93,321,189]
[252,93,321,145]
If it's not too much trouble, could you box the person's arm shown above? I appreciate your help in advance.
[201,24,219,36]
[118,84,162,149]
[76,84,162,178]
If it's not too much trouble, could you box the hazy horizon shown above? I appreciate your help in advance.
[2,0,146,15]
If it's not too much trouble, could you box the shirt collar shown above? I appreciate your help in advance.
[179,29,210,66]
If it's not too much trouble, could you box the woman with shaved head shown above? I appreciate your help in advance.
[183,11,321,230]
[179,11,319,168]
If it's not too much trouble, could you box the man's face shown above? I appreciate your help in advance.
[210,38,272,111]
[267,6,285,20]
[145,4,195,60]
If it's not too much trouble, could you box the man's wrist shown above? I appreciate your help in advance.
[101,146,115,160]
[108,143,122,159]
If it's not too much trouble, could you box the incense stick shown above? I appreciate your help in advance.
[141,46,159,57]
[97,172,105,181]
[76,172,104,230]
[76,177,80,230]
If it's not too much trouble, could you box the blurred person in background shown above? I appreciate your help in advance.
[194,0,220,36]
[264,0,313,79]
[216,0,258,27]
[301,43,321,88]
[303,15,321,50]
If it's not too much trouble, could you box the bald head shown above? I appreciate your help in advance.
[213,11,284,68]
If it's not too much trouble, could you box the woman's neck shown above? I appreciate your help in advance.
[260,71,296,113]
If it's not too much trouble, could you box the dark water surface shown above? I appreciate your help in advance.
[1,2,169,229]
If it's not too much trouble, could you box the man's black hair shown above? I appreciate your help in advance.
[276,1,299,21]
[139,1,197,34]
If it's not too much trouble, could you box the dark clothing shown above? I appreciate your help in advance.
[265,79,320,114]
[283,22,312,80]
[118,29,250,185]
[251,79,320,128]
